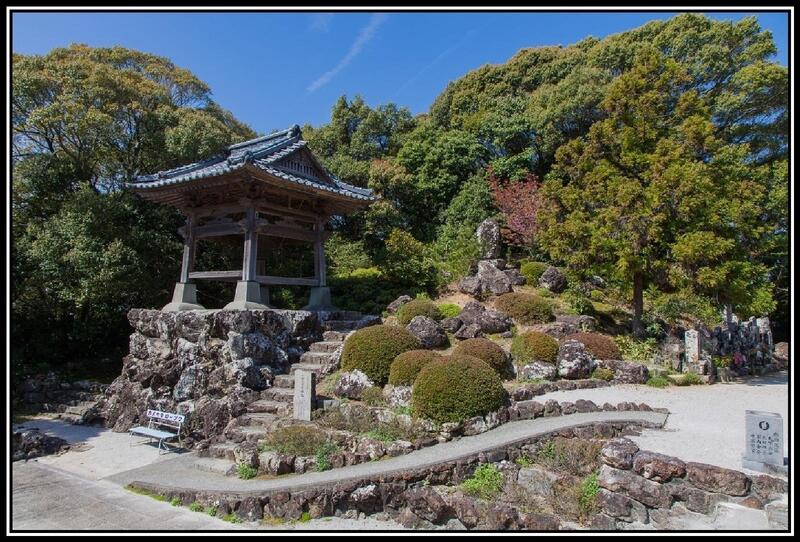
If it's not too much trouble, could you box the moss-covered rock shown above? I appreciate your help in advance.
[411,355,508,424]
[341,325,421,385]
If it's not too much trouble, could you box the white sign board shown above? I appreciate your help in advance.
[744,410,784,466]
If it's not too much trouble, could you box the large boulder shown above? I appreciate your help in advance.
[518,361,557,381]
[476,261,513,295]
[334,370,374,400]
[457,301,512,334]
[12,429,70,461]
[458,276,482,297]
[595,359,650,384]
[387,295,413,315]
[557,339,595,379]
[406,316,448,349]
[773,342,788,369]
[504,267,526,286]
[476,218,502,259]
[538,266,567,293]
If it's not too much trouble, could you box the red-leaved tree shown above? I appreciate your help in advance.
[487,167,542,247]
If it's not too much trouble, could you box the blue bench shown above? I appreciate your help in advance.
[129,409,184,454]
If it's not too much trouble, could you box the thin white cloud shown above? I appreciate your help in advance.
[394,28,478,99]
[309,13,334,33]
[306,13,388,94]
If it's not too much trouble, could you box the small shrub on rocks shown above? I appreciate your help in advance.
[565,332,621,360]
[262,425,329,456]
[237,463,257,480]
[460,463,505,499]
[412,355,508,424]
[452,338,511,378]
[189,502,203,513]
[388,350,442,386]
[646,375,670,388]
[535,437,602,476]
[674,372,704,386]
[520,261,549,284]
[511,330,559,365]
[437,303,462,319]
[205,506,218,517]
[591,367,614,381]
[578,472,600,516]
[360,386,386,407]
[223,513,242,524]
[614,335,658,362]
[315,441,339,472]
[396,299,443,325]
[299,511,312,523]
[341,325,421,385]
[170,497,182,506]
[495,292,554,325]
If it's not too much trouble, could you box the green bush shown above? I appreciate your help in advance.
[438,303,462,319]
[360,386,386,407]
[261,425,329,456]
[189,502,204,513]
[170,497,182,506]
[713,355,732,368]
[237,463,257,480]
[223,513,242,524]
[646,375,670,388]
[315,441,339,472]
[341,325,421,385]
[460,464,505,499]
[380,229,440,290]
[566,332,621,360]
[396,298,443,325]
[452,338,512,379]
[206,506,218,517]
[329,267,427,316]
[389,350,442,386]
[520,261,549,284]
[412,355,508,424]
[578,472,600,516]
[674,372,704,386]
[614,335,658,362]
[495,292,554,325]
[326,233,372,276]
[591,367,614,381]
[563,288,594,316]
[510,330,559,366]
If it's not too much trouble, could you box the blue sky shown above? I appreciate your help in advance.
[12,10,789,135]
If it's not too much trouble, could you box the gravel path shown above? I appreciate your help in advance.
[535,371,789,475]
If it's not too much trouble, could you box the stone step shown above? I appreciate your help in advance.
[261,387,294,403]
[208,442,238,461]
[246,399,290,415]
[322,320,361,332]
[235,425,270,443]
[323,331,348,342]
[310,341,343,353]
[238,412,278,429]
[289,363,326,376]
[192,457,237,477]
[273,374,295,389]
[299,351,336,365]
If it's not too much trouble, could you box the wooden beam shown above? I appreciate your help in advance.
[242,207,257,281]
[179,215,196,283]
[191,221,244,239]
[188,270,242,281]
[314,219,327,287]
[255,275,319,287]
[255,223,317,242]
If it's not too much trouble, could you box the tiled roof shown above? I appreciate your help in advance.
[127,125,375,202]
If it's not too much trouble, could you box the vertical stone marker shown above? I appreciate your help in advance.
[293,369,315,421]
[685,330,700,365]
[743,410,785,472]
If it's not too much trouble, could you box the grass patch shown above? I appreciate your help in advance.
[514,454,533,468]
[393,405,411,416]
[646,375,670,388]
[205,506,218,517]
[673,372,704,386]
[437,303,461,319]
[262,516,285,526]
[314,441,339,472]
[125,485,167,501]
[189,502,204,512]
[237,463,258,480]
[578,472,600,515]
[460,464,505,500]
[298,511,312,523]
[222,513,242,524]
[170,497,182,507]
[261,425,329,456]
[316,404,427,442]
[535,437,602,476]
[590,367,614,381]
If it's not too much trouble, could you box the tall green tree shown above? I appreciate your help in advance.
[539,48,776,335]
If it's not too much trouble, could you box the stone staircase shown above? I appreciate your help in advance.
[199,311,372,475]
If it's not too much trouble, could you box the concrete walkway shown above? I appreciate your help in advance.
[107,410,667,494]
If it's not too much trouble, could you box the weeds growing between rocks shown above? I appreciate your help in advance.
[460,464,505,500]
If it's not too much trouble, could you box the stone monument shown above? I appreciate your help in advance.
[293,369,316,421]
[742,410,785,474]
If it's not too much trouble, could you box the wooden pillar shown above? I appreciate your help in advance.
[314,219,327,287]
[242,207,257,281]
[179,214,196,283]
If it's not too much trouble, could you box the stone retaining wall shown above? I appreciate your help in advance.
[131,419,659,529]
[14,372,108,411]
[594,438,788,530]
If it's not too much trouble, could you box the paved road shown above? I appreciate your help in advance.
[11,461,243,531]
[107,410,667,494]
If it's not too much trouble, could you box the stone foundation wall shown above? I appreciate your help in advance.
[595,438,788,530]
[131,419,657,529]
[99,309,323,445]
[14,372,108,411]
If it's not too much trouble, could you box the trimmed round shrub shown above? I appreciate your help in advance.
[396,299,443,325]
[412,355,508,424]
[566,332,621,360]
[495,292,554,324]
[389,350,443,386]
[437,303,461,319]
[341,325,421,385]
[511,331,559,365]
[452,338,512,379]
[520,261,549,284]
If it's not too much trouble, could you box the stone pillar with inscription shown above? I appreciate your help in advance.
[293,369,316,421]
[743,410,786,475]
